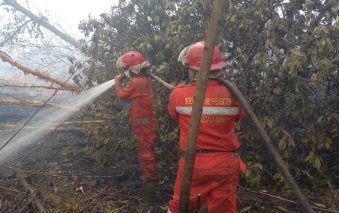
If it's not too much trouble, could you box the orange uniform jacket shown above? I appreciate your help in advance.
[114,76,157,135]
[168,80,245,152]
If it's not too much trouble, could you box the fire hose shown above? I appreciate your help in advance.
[147,72,314,212]
[146,71,174,90]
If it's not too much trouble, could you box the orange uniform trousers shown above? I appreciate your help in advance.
[135,132,157,182]
[169,152,240,213]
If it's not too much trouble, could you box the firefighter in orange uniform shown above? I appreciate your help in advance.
[114,51,158,199]
[167,41,246,213]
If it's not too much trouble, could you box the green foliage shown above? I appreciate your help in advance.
[78,0,338,192]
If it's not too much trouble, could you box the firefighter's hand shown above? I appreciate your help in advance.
[115,74,123,83]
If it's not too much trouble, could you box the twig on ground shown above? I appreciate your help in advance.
[239,185,339,213]
[0,185,24,194]
[79,185,110,212]
[17,171,46,213]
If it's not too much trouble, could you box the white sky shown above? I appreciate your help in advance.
[22,0,119,39]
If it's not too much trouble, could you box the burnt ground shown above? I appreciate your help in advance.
[0,124,175,213]
[0,125,338,213]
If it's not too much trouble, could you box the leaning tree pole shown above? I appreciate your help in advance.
[178,0,226,212]
[2,0,82,50]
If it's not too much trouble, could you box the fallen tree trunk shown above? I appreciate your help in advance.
[0,50,79,92]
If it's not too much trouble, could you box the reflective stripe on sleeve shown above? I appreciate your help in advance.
[175,106,239,115]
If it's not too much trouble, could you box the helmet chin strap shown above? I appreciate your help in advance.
[186,69,224,82]
[181,68,190,84]
[188,69,198,81]
[128,61,151,74]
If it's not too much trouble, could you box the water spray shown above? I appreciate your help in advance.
[0,79,115,163]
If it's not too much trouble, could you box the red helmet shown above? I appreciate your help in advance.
[116,51,150,74]
[178,41,226,71]
[116,51,146,69]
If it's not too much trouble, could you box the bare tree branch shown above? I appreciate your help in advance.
[2,0,82,50]
[0,84,67,90]
[0,50,79,91]
[0,19,32,47]
[0,91,34,104]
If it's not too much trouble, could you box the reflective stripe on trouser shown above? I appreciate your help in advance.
[135,133,158,182]
[169,153,239,213]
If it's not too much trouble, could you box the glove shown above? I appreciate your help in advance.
[145,69,153,77]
